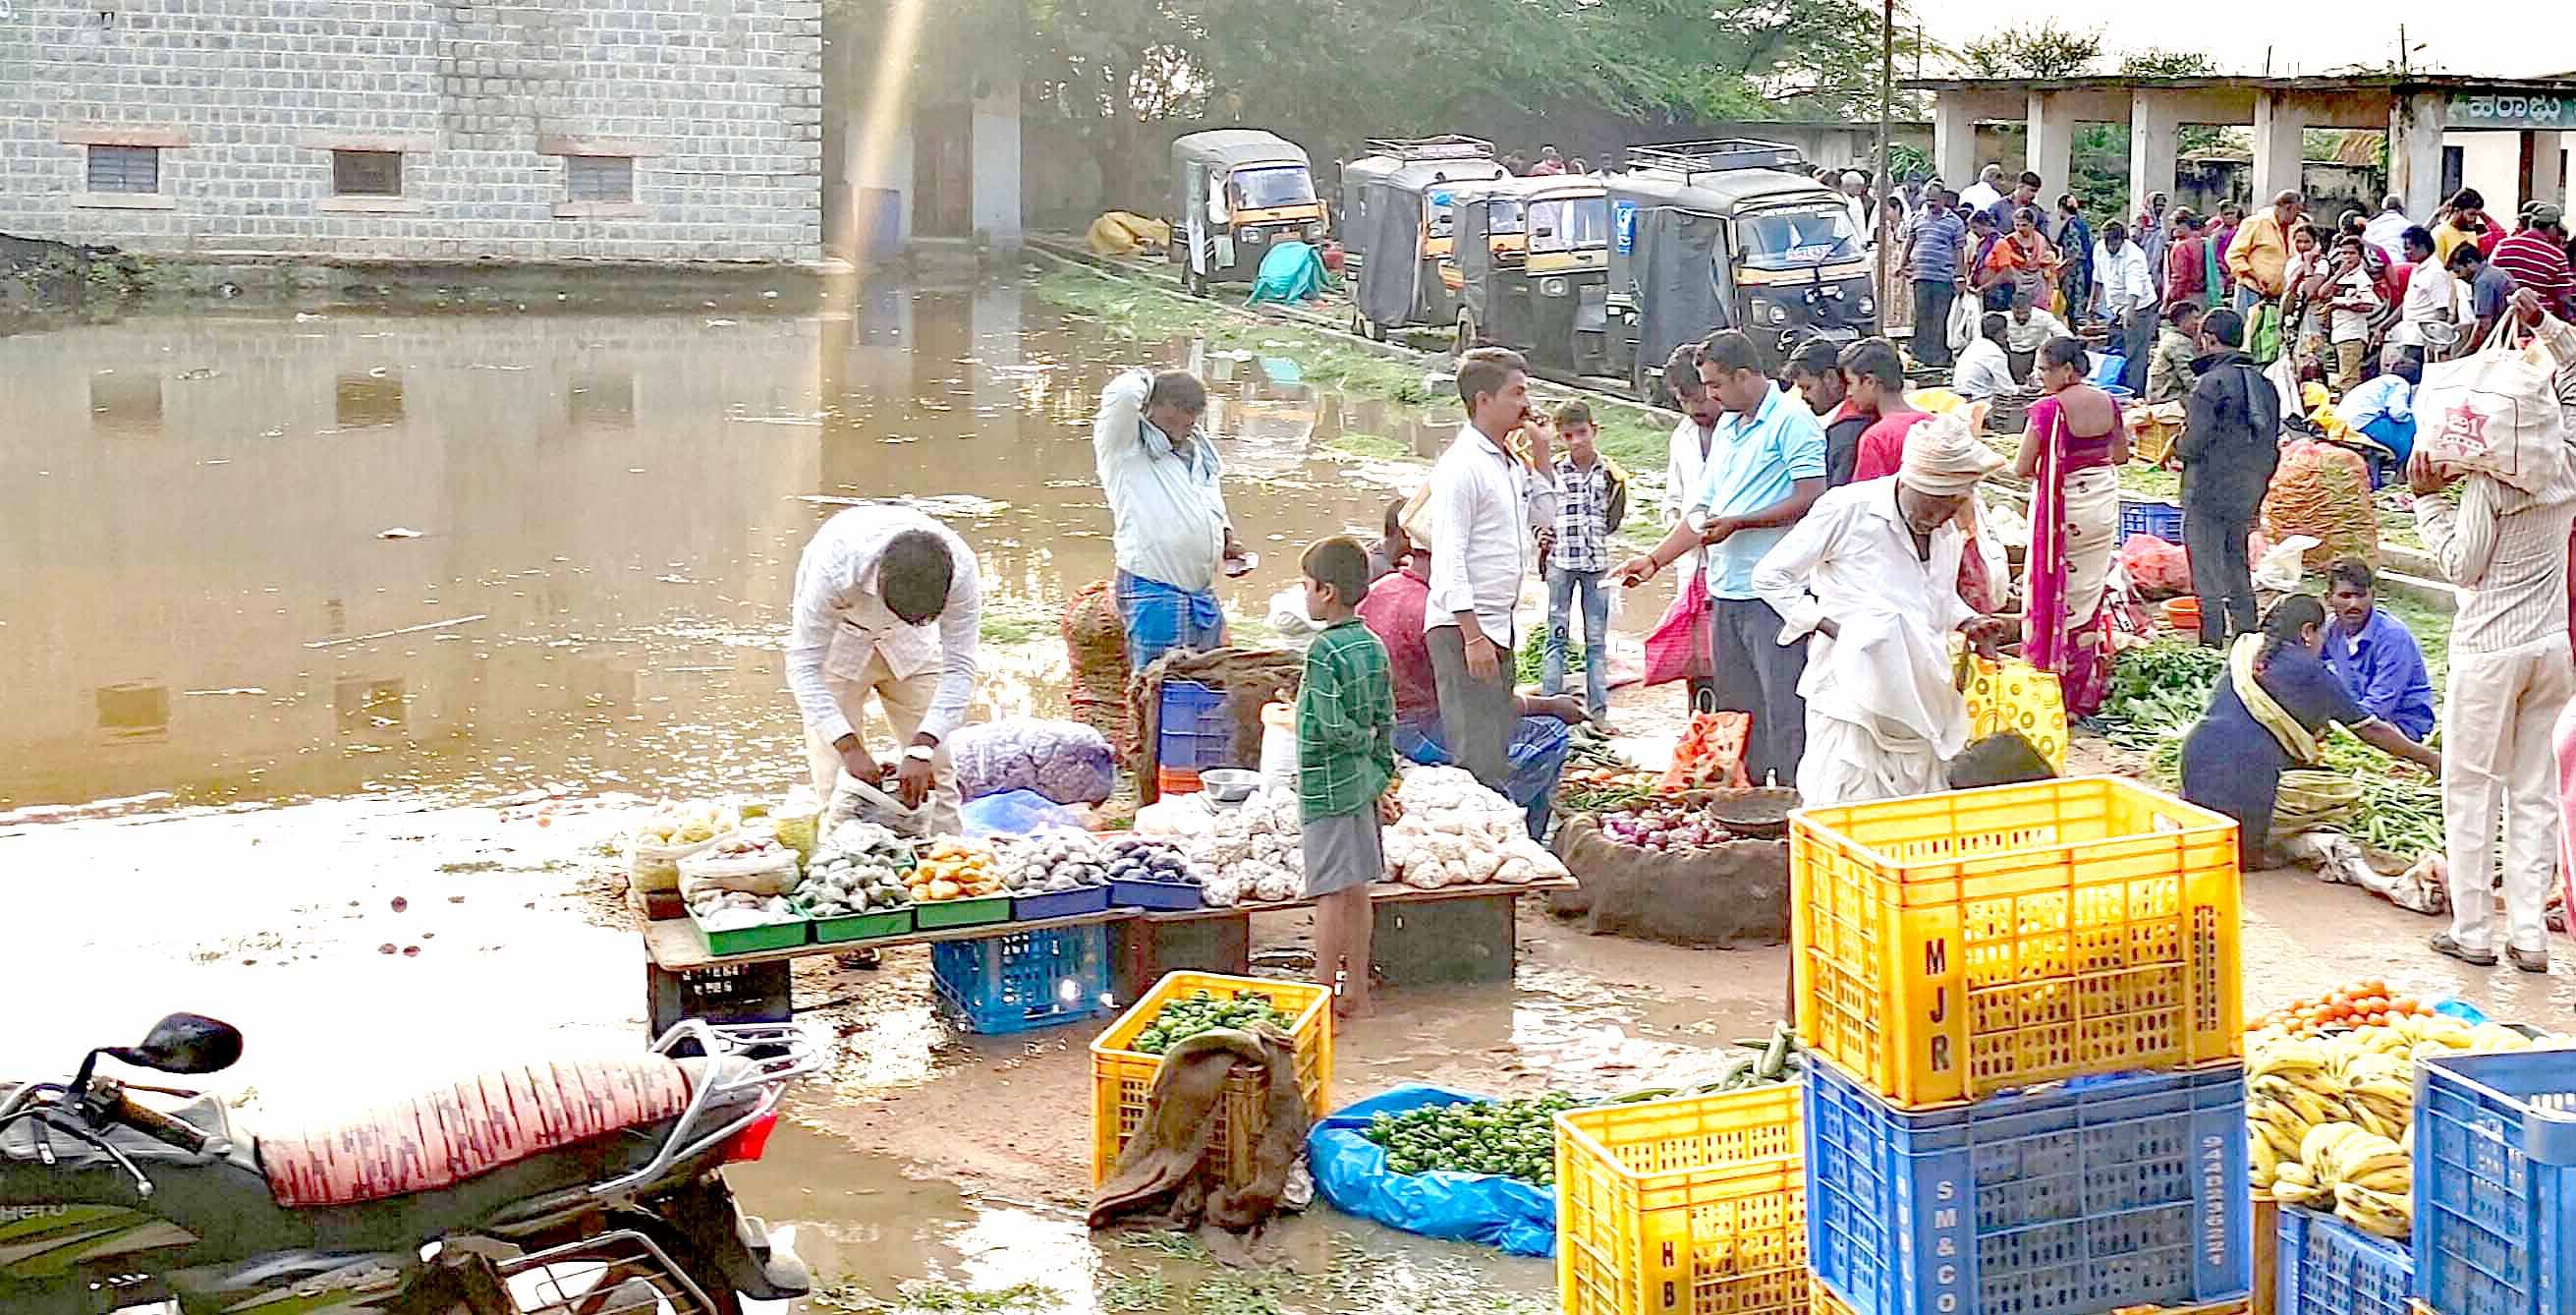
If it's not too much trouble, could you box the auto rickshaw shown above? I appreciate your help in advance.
[1341,137,1508,339]
[1168,129,1328,297]
[1602,140,1876,398]
[1450,175,1612,376]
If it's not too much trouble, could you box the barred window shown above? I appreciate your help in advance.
[566,155,634,203]
[86,144,159,194]
[331,149,403,197]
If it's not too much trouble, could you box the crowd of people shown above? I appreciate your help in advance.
[774,164,2576,992]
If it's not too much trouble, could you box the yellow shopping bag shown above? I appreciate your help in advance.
[1957,655,2068,772]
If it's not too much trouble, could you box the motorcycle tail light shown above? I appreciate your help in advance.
[722,1110,780,1165]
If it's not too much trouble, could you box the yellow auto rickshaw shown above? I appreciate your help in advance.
[1604,141,1876,397]
[1342,137,1508,339]
[1168,129,1327,297]
[1451,175,1612,376]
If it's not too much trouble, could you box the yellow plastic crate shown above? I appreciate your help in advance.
[1556,1085,1806,1315]
[1790,776,2241,1108]
[1088,971,1333,1187]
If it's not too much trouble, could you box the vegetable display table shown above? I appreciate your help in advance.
[639,878,1574,1033]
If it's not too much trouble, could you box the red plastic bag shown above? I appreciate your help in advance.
[1660,712,1752,790]
[2119,534,2193,600]
[1641,569,1712,688]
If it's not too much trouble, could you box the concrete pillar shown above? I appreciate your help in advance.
[2389,91,2447,222]
[2251,90,2307,207]
[2026,91,2075,203]
[1933,94,1977,191]
[2529,131,2565,212]
[2129,92,2178,223]
[970,80,1022,248]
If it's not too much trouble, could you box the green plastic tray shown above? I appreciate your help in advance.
[690,909,811,955]
[914,894,1012,930]
[812,905,916,943]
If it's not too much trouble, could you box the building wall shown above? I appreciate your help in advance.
[0,0,824,263]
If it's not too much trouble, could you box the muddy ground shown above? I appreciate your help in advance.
[9,682,2570,1313]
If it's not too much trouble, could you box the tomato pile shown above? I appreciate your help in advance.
[2252,978,2434,1037]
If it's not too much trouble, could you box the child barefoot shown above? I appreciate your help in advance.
[1295,536,1399,1020]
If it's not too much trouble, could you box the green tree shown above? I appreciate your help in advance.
[1959,22,2103,78]
[2116,48,2219,78]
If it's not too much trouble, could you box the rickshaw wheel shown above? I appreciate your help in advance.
[1454,311,1478,355]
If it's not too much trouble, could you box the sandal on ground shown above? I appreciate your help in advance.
[2507,944,2551,974]
[2430,933,2497,967]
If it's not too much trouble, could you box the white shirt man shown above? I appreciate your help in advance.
[2363,201,2412,265]
[1092,369,1237,668]
[2391,255,2457,350]
[1958,166,2004,215]
[1663,409,1719,601]
[1952,332,2015,400]
[787,506,981,832]
[2094,234,2155,320]
[1751,413,2007,805]
[1422,349,1549,792]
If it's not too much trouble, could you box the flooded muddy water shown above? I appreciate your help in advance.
[0,276,1420,814]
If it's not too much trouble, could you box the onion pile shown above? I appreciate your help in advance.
[1596,803,1732,851]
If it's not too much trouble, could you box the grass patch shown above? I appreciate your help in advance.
[978,595,1055,647]
[1327,430,1410,460]
[813,1280,1061,1313]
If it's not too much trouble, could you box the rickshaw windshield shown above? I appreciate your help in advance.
[1528,198,1608,253]
[1483,200,1526,236]
[1228,165,1317,210]
[1427,191,1461,239]
[1735,203,1862,270]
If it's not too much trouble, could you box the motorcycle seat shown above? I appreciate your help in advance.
[257,1057,693,1209]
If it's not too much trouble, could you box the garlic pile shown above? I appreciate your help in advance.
[1382,767,1565,889]
[997,829,1113,893]
[1195,787,1307,906]
[687,888,800,929]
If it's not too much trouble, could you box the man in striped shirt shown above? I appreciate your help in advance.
[2492,206,2575,322]
[2414,289,2576,973]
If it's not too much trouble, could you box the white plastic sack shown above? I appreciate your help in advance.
[1947,291,1979,353]
[826,773,930,838]
[2252,535,2322,593]
[1267,586,1324,637]
[2414,320,2575,492]
[677,828,801,898]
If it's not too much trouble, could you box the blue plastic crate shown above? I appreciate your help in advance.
[1805,1058,2250,1315]
[2414,1048,2576,1315]
[2279,1204,2412,1315]
[2120,498,2184,543]
[1157,679,1234,772]
[929,924,1114,1036]
[1010,883,1111,923]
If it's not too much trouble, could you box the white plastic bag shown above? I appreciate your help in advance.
[677,828,802,897]
[1267,586,1324,637]
[826,773,930,838]
[2252,534,2322,593]
[2414,318,2575,492]
[1947,291,1979,353]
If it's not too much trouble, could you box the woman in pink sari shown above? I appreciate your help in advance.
[2015,336,2130,717]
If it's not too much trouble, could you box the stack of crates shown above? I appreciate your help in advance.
[1790,776,2254,1315]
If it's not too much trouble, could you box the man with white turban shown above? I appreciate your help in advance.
[1752,412,2012,806]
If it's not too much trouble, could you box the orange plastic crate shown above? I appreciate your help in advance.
[1557,1085,1806,1315]
[1088,972,1332,1187]
[1790,776,2242,1108]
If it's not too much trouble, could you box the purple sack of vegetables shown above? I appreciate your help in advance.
[949,718,1117,805]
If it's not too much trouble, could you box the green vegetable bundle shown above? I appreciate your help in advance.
[2099,641,2226,748]
[1130,989,1294,1056]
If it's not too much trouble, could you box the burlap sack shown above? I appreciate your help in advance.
[1545,816,1789,948]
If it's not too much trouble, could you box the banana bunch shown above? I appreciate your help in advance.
[2246,1015,2550,1193]
[2270,1121,2414,1238]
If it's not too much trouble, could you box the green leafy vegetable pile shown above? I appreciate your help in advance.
[1130,989,1294,1056]
[2098,641,2226,748]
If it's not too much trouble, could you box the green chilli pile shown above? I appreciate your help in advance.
[1129,989,1295,1056]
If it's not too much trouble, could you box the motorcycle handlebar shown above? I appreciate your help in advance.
[109,1090,209,1154]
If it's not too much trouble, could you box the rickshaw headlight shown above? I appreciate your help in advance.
[1858,296,1876,316]
[1305,222,1323,240]
[1540,277,1570,298]
[1762,301,1789,325]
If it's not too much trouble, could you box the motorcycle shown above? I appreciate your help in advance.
[0,1011,816,1314]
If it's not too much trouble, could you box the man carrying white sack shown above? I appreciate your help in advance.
[1752,412,2011,806]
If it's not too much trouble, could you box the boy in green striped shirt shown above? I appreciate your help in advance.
[1297,536,1399,1019]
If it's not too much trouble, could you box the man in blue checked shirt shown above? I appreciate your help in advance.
[2321,558,2436,743]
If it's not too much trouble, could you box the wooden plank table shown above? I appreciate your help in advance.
[641,879,1573,1031]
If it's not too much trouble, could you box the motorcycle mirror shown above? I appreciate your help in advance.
[105,1013,244,1076]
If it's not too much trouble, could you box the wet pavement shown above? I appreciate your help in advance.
[7,272,2575,1312]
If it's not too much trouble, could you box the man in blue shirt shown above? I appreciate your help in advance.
[2322,558,2436,742]
[1901,189,1968,368]
[1615,331,1829,784]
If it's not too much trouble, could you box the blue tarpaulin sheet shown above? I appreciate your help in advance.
[1305,1084,1557,1256]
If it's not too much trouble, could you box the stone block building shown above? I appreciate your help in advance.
[0,0,825,263]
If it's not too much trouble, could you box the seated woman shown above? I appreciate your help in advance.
[1356,546,1594,837]
[2181,596,2439,871]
